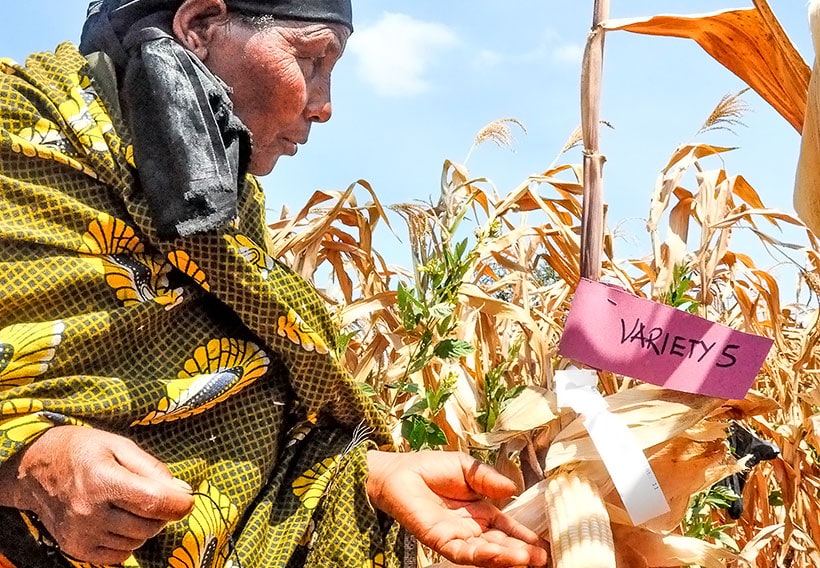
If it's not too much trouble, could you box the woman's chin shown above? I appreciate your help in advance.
[247,154,280,176]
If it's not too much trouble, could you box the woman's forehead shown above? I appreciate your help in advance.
[273,20,350,50]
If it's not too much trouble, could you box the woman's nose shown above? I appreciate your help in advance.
[308,100,332,123]
[306,77,332,123]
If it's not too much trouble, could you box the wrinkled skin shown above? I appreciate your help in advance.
[0,426,194,564]
[172,0,348,174]
[367,450,549,568]
[0,0,550,566]
[0,428,548,567]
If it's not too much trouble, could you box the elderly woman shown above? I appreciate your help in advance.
[0,1,547,567]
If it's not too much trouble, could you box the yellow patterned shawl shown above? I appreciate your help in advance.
[0,43,401,568]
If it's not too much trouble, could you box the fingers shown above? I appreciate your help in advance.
[473,502,547,548]
[45,500,173,562]
[108,506,168,540]
[480,529,549,565]
[61,543,134,566]
[366,449,548,568]
[109,471,195,521]
[14,426,195,564]
[110,436,176,481]
[439,534,548,568]
[106,437,194,521]
[48,506,175,567]
[459,454,519,501]
[421,500,548,568]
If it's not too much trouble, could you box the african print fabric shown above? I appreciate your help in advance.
[0,43,401,568]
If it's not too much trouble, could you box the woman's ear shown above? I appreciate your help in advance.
[172,0,229,61]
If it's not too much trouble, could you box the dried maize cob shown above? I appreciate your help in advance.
[544,473,616,568]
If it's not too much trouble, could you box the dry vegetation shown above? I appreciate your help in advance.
[266,2,820,567]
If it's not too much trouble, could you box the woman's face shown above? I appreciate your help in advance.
[202,18,349,175]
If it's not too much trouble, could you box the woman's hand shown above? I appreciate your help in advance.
[0,425,194,564]
[366,450,548,568]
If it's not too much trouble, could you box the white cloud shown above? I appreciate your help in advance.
[347,13,459,97]
[474,49,503,69]
[552,43,584,65]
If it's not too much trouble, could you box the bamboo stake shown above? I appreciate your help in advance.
[579,0,610,281]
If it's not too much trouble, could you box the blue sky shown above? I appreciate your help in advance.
[0,1,814,289]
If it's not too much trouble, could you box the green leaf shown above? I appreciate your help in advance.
[357,382,377,397]
[335,330,358,357]
[434,339,475,359]
[428,302,455,320]
[401,415,428,451]
[425,421,448,447]
[426,388,454,414]
[400,382,420,394]
[405,397,429,416]
[397,282,425,330]
[715,531,740,552]
[400,415,448,450]
[408,351,433,375]
[454,238,469,261]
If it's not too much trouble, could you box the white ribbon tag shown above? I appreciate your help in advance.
[554,368,670,525]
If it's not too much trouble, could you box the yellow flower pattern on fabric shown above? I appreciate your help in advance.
[79,213,183,309]
[225,234,274,280]
[13,117,70,153]
[124,144,135,167]
[277,309,329,355]
[292,456,341,510]
[168,481,238,568]
[79,212,143,254]
[63,554,139,568]
[0,321,65,388]
[0,398,44,416]
[132,338,270,426]
[367,552,386,568]
[77,73,114,138]
[8,121,94,177]
[168,250,211,292]
[0,412,82,445]
[7,73,114,179]
[57,77,111,154]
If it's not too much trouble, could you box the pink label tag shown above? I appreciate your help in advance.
[558,278,773,399]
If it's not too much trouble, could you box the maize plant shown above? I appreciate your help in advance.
[266,1,820,566]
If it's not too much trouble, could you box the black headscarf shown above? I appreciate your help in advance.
[79,0,352,239]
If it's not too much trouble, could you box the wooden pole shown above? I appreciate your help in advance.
[580,0,610,281]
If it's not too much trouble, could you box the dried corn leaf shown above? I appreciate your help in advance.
[661,144,736,176]
[603,1,809,132]
[502,477,552,537]
[544,386,722,471]
[739,523,785,564]
[458,284,552,369]
[710,208,806,229]
[806,414,820,454]
[469,387,560,448]
[626,437,741,532]
[612,523,738,568]
[339,292,398,328]
[711,390,780,419]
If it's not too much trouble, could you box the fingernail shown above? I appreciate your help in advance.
[170,477,193,493]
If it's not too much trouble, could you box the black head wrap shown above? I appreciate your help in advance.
[79,0,352,239]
